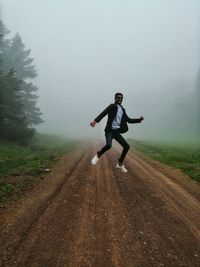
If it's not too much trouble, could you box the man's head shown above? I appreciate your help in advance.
[115,92,123,105]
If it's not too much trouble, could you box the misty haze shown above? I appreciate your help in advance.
[1,1,200,266]
[1,0,199,142]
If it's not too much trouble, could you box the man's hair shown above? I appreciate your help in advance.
[115,92,123,98]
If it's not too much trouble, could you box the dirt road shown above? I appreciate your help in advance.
[0,142,200,267]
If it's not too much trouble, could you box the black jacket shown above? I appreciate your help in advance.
[94,103,141,133]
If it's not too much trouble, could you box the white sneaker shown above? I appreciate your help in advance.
[91,154,99,165]
[116,163,128,173]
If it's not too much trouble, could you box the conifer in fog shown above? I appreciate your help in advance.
[0,21,43,144]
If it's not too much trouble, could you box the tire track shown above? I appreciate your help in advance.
[109,147,200,266]
[127,151,200,240]
[0,143,200,267]
[63,155,113,267]
[0,148,86,267]
[12,152,92,267]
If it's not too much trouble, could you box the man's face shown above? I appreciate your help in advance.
[115,95,123,105]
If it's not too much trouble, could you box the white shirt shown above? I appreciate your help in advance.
[112,104,123,129]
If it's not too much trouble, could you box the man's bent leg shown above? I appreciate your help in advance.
[113,133,130,164]
[97,132,113,157]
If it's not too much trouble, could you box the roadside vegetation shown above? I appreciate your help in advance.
[129,139,200,182]
[0,134,75,204]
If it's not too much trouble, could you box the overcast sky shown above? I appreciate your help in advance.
[1,0,200,140]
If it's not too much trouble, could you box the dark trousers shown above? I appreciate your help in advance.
[97,130,130,164]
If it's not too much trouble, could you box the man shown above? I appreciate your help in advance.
[90,92,144,173]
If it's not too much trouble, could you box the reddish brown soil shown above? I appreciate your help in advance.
[0,142,200,267]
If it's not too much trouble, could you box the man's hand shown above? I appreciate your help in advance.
[139,116,144,122]
[90,120,96,127]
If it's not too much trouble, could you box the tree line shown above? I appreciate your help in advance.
[0,21,43,144]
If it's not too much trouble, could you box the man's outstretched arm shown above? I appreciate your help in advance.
[90,104,113,127]
[126,115,144,123]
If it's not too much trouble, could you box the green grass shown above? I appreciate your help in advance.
[0,183,14,202]
[129,139,200,182]
[0,133,75,177]
[0,133,76,203]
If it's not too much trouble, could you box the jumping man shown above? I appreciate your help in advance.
[90,92,144,173]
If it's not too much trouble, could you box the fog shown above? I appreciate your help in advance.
[1,0,200,141]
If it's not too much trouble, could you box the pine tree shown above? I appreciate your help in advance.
[0,21,11,72]
[4,33,37,79]
[0,69,34,143]
[0,70,5,130]
[0,23,43,141]
[21,81,43,126]
[0,21,38,143]
[0,21,10,133]
[6,33,43,128]
[196,69,200,133]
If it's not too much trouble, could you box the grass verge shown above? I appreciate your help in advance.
[129,139,200,182]
[0,133,76,204]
